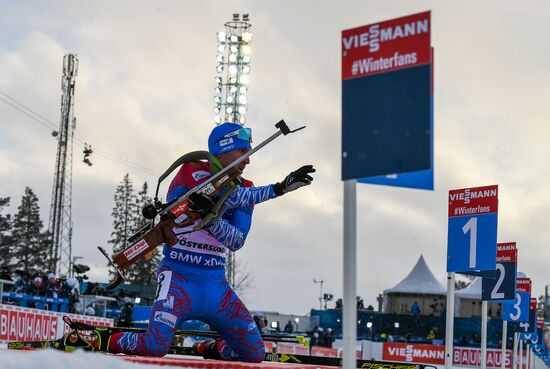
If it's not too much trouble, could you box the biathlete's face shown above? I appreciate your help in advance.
[217,147,251,174]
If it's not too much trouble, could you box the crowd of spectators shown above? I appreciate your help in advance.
[1,266,80,313]
[309,326,335,348]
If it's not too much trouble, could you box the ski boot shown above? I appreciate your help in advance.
[61,316,118,352]
[192,339,223,360]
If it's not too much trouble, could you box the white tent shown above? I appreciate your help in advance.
[455,277,482,299]
[382,255,446,314]
[383,254,446,295]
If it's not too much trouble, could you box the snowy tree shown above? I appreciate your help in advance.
[0,197,12,266]
[11,188,48,272]
[108,174,136,279]
[126,181,160,285]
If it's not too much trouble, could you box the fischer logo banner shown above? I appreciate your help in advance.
[342,11,430,79]
[0,304,113,343]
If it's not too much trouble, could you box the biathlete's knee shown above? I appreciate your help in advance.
[241,344,265,363]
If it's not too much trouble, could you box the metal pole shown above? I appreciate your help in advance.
[481,300,488,369]
[526,344,530,369]
[519,339,523,369]
[342,179,357,369]
[502,320,508,369]
[513,332,518,369]
[445,272,456,369]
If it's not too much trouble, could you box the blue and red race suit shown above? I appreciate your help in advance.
[110,160,276,361]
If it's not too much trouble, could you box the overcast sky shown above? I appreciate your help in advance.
[1,1,549,315]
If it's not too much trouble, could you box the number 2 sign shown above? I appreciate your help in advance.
[447,185,498,272]
[481,242,517,301]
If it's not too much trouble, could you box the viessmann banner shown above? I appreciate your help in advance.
[382,342,512,368]
[342,11,431,79]
[341,11,434,188]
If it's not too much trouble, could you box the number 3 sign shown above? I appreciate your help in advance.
[503,277,531,322]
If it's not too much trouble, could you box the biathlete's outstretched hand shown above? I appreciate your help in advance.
[273,165,316,196]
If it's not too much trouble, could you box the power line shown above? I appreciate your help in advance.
[0,89,161,178]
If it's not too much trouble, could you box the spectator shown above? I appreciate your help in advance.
[117,302,134,328]
[60,277,80,314]
[253,315,264,334]
[116,290,128,308]
[356,296,364,310]
[323,328,335,348]
[27,276,46,296]
[45,273,60,298]
[86,306,96,316]
[335,298,343,309]
[411,301,421,316]
[13,271,30,294]
[366,305,374,311]
[284,320,294,333]
[311,327,325,346]
[0,266,14,292]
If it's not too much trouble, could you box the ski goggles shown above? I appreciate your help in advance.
[215,127,252,144]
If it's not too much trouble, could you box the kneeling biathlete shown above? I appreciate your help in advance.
[81,122,315,361]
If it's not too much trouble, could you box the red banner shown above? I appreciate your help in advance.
[342,11,430,80]
[496,242,517,262]
[383,343,512,368]
[453,347,511,368]
[277,342,309,355]
[448,185,499,217]
[383,342,444,364]
[517,278,531,293]
[311,346,339,357]
[0,304,113,343]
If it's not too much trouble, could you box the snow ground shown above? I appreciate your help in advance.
[0,349,491,369]
[0,349,175,369]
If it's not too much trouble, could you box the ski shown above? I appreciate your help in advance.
[8,340,436,369]
[263,352,437,369]
[168,346,436,369]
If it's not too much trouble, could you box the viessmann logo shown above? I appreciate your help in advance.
[449,188,497,204]
[342,18,429,53]
[123,239,149,260]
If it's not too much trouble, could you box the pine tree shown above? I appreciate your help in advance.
[108,174,136,279]
[0,197,12,266]
[11,188,48,272]
[126,181,160,285]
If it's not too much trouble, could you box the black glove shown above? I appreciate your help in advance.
[188,192,214,217]
[273,165,315,196]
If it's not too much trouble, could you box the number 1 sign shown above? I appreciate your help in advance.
[447,185,498,272]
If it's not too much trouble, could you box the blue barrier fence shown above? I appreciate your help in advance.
[311,309,514,348]
[1,292,69,312]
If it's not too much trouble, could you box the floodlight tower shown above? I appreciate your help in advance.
[214,14,252,288]
[213,13,252,126]
[48,53,78,276]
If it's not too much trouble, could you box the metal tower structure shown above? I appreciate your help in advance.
[213,13,252,126]
[48,53,78,276]
[213,14,253,287]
